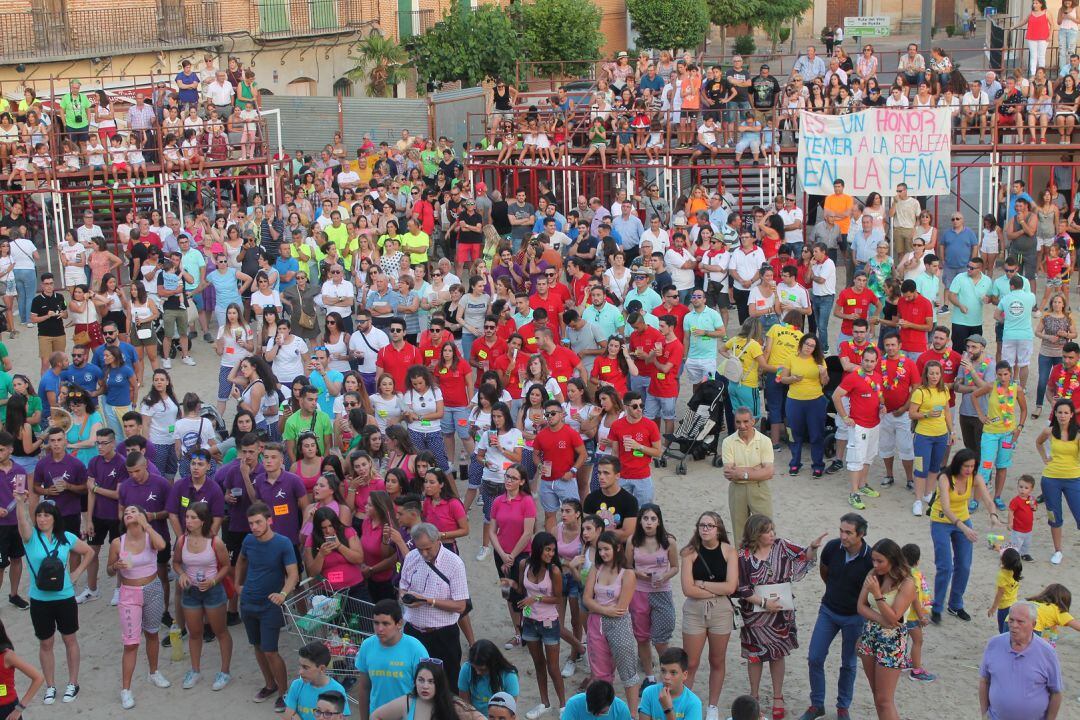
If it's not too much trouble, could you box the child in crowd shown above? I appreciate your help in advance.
[0,617,44,715]
[30,142,52,183]
[581,117,608,169]
[1008,474,1037,561]
[614,117,634,165]
[206,122,230,163]
[1039,241,1067,312]
[1027,583,1080,646]
[108,134,130,188]
[901,543,935,681]
[238,100,260,160]
[727,695,760,720]
[988,548,1023,633]
[85,133,107,185]
[495,121,517,165]
[162,133,186,174]
[458,639,520,715]
[7,142,30,187]
[638,648,701,720]
[127,134,148,184]
[282,641,351,720]
[60,139,81,176]
[980,214,1001,274]
[182,128,206,175]
[644,114,664,164]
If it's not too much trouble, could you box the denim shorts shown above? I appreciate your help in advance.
[562,570,583,599]
[521,616,561,645]
[440,406,471,438]
[539,478,579,513]
[241,604,285,652]
[644,393,676,420]
[181,582,228,610]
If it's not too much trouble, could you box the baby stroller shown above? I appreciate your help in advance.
[820,355,845,459]
[661,379,726,474]
[200,403,229,442]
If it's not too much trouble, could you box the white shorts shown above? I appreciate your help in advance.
[646,133,663,148]
[1000,339,1033,368]
[1037,235,1056,250]
[879,410,915,461]
[834,396,851,441]
[845,423,880,471]
[684,358,717,384]
[980,237,999,254]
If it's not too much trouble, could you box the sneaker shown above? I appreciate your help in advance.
[906,479,914,491]
[788,465,800,476]
[111,588,120,606]
[212,672,232,691]
[909,668,937,682]
[526,704,552,720]
[912,500,924,516]
[203,332,213,343]
[796,707,824,720]
[968,499,980,512]
[848,493,866,510]
[812,469,824,478]
[561,658,576,678]
[880,476,895,487]
[274,696,287,713]
[504,634,521,650]
[993,496,1007,511]
[1051,551,1064,565]
[706,705,721,720]
[1022,554,1035,562]
[8,594,28,610]
[253,686,279,703]
[62,683,79,703]
[181,355,196,366]
[930,611,942,625]
[182,670,201,689]
[43,686,56,705]
[476,545,490,562]
[75,588,100,604]
[836,710,851,720]
[148,671,171,688]
[938,305,950,314]
[825,460,844,474]
[859,484,880,498]
[162,358,172,370]
[162,611,173,627]
[226,611,241,626]
[947,607,972,622]
[120,688,135,710]
[25,323,33,329]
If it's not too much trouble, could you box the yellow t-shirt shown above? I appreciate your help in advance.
[928,475,974,524]
[983,382,1019,434]
[765,322,803,368]
[786,354,825,401]
[905,567,931,622]
[911,386,950,436]
[1034,601,1075,633]
[996,568,1019,609]
[725,337,763,388]
[1044,435,1080,479]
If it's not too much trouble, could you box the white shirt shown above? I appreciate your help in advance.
[401,387,443,433]
[747,285,778,315]
[700,248,728,287]
[266,335,309,384]
[665,248,696,291]
[778,207,804,246]
[641,228,669,253]
[205,80,235,106]
[348,326,390,374]
[320,279,355,306]
[727,246,766,291]
[937,96,961,117]
[962,90,989,109]
[337,170,360,188]
[697,122,718,145]
[76,224,103,249]
[810,258,836,295]
[885,93,910,107]
[776,280,811,312]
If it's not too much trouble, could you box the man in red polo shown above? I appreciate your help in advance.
[417,318,452,368]
[608,391,662,505]
[529,276,566,330]
[1046,342,1080,405]
[646,315,684,439]
[376,317,422,390]
[897,279,934,359]
[518,308,560,351]
[879,332,917,491]
[533,401,586,531]
[833,272,880,345]
[537,328,585,398]
[837,318,876,373]
[628,311,663,398]
[651,285,690,331]
[470,314,508,373]
[833,345,885,512]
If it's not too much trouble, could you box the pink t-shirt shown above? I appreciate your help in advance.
[422,496,466,535]
[304,526,362,590]
[491,492,537,555]
[352,477,386,514]
[360,517,394,582]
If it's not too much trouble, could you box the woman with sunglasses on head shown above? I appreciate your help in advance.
[518,385,550,479]
[475,402,523,562]
[64,388,103,468]
[435,342,476,481]
[228,356,281,439]
[384,424,419,486]
[294,434,327,494]
[372,658,483,720]
[491,463,538,650]
[213,302,253,416]
[402,365,450,471]
[346,451,386,520]
[300,472,353,542]
[371,374,405,434]
[206,253,252,332]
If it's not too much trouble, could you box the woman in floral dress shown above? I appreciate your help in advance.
[734,515,826,720]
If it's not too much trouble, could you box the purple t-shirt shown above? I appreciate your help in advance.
[87,452,128,520]
[118,475,172,536]
[167,477,226,521]
[0,463,28,527]
[117,440,158,463]
[254,471,306,544]
[216,460,267,533]
[33,454,87,517]
[980,633,1062,720]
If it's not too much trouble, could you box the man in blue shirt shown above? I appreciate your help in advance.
[92,321,140,374]
[40,350,70,419]
[998,179,1035,220]
[355,599,429,720]
[612,204,645,262]
[284,642,351,720]
[638,649,703,720]
[563,681,633,720]
[938,213,980,290]
[996,273,1037,387]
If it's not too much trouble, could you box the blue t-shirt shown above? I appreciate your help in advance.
[458,663,520,714]
[285,676,352,720]
[60,363,103,395]
[104,365,135,406]
[92,341,139,370]
[998,289,1036,340]
[24,530,78,601]
[639,684,702,720]
[563,693,633,720]
[309,369,344,416]
[209,268,242,305]
[161,271,181,293]
[354,634,429,713]
[940,228,980,269]
[39,369,64,420]
[239,531,297,612]
[275,257,299,292]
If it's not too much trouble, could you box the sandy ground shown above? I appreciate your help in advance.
[0,295,1077,720]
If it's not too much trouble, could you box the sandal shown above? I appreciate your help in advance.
[1031,406,1042,419]
[772,695,785,720]
[503,634,521,650]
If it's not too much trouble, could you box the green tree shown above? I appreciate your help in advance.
[756,0,812,52]
[706,0,763,54]
[626,0,710,51]
[515,0,603,79]
[406,1,523,88]
[346,33,410,97]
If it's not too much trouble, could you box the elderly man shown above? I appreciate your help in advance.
[792,46,827,83]
[721,406,774,539]
[897,43,926,87]
[979,602,1062,720]
[849,215,884,274]
[398,522,469,691]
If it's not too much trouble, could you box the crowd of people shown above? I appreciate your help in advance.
[0,58,1077,720]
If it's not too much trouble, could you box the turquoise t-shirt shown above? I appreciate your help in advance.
[354,634,429,712]
[457,663,520,714]
[991,273,1030,301]
[309,369,344,416]
[24,530,78,601]
[639,684,703,720]
[682,307,724,359]
[623,287,662,314]
[285,677,352,720]
[998,289,1036,340]
[948,273,993,327]
[563,693,633,720]
[914,273,940,310]
[583,303,625,340]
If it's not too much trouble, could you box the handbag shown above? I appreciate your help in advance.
[297,304,316,330]
[73,330,91,346]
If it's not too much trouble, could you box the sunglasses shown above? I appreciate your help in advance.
[389,328,404,333]
[544,410,561,417]
[628,403,644,409]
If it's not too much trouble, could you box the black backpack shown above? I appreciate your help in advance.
[29,532,65,592]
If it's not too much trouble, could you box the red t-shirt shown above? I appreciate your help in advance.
[651,302,691,332]
[897,295,934,352]
[517,322,560,351]
[533,424,584,481]
[496,318,517,344]
[836,288,879,336]
[471,336,508,370]
[630,326,665,377]
[649,338,684,398]
[838,339,876,370]
[1047,364,1080,402]
[591,355,629,396]
[542,346,582,396]
[881,355,916,412]
[417,331,451,367]
[549,282,573,310]
[1047,256,1066,280]
[376,342,422,391]
[1009,495,1036,533]
[435,359,472,408]
[571,275,592,306]
[917,348,961,406]
[529,291,565,325]
[838,370,884,428]
[608,416,661,479]
[492,349,530,400]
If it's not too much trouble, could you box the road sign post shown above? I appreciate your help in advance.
[843,16,891,37]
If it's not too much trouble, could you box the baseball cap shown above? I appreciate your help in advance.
[489,693,517,715]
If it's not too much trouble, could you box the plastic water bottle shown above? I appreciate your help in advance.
[169,624,183,661]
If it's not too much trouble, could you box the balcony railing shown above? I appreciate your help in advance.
[253,0,374,39]
[0,2,222,64]
[397,8,434,38]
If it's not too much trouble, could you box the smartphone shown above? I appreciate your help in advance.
[13,475,25,494]
[231,487,243,497]
[325,535,337,543]
[401,593,419,605]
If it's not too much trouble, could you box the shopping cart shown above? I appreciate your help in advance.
[282,578,376,696]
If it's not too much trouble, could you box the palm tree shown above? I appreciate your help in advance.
[347,33,410,98]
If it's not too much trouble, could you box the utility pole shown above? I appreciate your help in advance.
[921,0,933,48]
